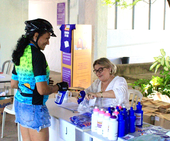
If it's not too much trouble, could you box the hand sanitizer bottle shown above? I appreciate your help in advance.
[135,102,143,127]
[91,106,99,132]
[102,111,111,137]
[108,104,115,115]
[129,107,136,133]
[122,105,129,135]
[97,109,105,135]
[113,109,119,116]
[108,113,118,140]
[118,111,125,137]
[55,91,67,105]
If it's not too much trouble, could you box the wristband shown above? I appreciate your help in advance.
[100,91,103,98]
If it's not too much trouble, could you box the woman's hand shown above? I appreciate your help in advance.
[85,92,97,100]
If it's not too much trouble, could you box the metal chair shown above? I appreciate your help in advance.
[128,89,143,110]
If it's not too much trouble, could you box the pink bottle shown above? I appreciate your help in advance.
[113,109,119,116]
[117,104,122,110]
[97,109,105,135]
[103,111,111,137]
[91,107,100,132]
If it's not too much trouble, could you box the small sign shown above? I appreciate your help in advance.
[62,52,71,65]
[62,67,71,87]
[57,3,65,25]
[155,116,159,121]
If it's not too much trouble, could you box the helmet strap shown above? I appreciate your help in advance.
[30,34,40,50]
[35,34,41,49]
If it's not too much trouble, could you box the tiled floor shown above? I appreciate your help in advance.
[0,114,18,141]
[0,71,61,141]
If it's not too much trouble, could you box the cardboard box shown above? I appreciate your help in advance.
[142,107,158,113]
[154,114,170,129]
[143,113,155,125]
[0,97,13,123]
[136,122,153,132]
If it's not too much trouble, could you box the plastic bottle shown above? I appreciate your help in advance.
[97,109,105,135]
[135,102,143,127]
[91,106,99,132]
[117,104,122,110]
[55,91,67,105]
[129,107,136,133]
[113,109,119,116]
[63,90,69,103]
[122,105,129,135]
[77,90,86,104]
[102,111,111,137]
[118,111,125,137]
[108,104,115,115]
[108,113,118,140]
[116,105,121,113]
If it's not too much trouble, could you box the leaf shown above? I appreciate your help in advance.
[150,62,158,70]
[160,49,166,56]
[155,64,161,73]
[161,57,165,66]
[164,66,169,71]
[154,57,162,63]
[165,57,170,67]
[154,57,159,61]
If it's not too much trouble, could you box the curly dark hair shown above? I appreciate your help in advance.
[12,30,47,66]
[12,35,30,66]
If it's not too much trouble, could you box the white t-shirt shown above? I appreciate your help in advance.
[84,76,130,108]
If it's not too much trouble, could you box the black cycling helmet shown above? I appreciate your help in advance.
[25,18,56,37]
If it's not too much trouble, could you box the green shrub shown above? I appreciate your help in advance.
[131,49,170,98]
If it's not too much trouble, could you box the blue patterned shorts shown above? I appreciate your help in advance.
[14,99,51,132]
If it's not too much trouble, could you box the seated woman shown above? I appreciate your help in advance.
[81,57,129,109]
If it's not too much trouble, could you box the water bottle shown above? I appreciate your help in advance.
[122,105,129,135]
[91,106,99,132]
[77,90,86,104]
[118,111,125,137]
[108,104,115,115]
[116,105,120,112]
[108,113,118,140]
[55,91,67,105]
[102,111,110,137]
[97,109,105,135]
[129,107,136,133]
[135,102,143,127]
[63,90,69,103]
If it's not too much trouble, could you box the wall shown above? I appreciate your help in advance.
[77,0,108,81]
[29,0,79,72]
[0,0,79,73]
[107,30,169,63]
[29,0,106,73]
[78,0,108,63]
[0,0,28,70]
[106,0,170,64]
[29,0,68,72]
[76,0,170,65]
[1,0,170,73]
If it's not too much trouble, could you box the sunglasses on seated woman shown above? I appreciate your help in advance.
[93,67,107,74]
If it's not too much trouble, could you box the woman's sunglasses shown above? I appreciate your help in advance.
[93,67,106,74]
